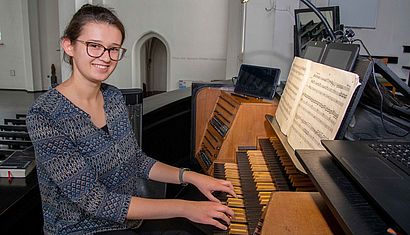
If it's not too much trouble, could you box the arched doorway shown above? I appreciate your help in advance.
[140,37,167,97]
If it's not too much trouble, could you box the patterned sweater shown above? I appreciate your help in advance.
[26,84,157,234]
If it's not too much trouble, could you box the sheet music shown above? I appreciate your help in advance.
[275,57,312,135]
[287,62,360,150]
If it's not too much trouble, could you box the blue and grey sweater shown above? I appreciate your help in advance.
[26,84,157,234]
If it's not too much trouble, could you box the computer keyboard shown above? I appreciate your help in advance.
[369,142,410,175]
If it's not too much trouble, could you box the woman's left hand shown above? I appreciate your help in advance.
[184,171,237,202]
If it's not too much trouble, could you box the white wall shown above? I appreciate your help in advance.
[0,0,60,91]
[243,0,299,82]
[109,0,232,90]
[310,0,410,80]
[225,0,243,81]
[0,0,30,89]
[27,0,42,91]
[243,0,410,83]
[38,0,60,89]
[58,0,76,86]
[352,0,410,80]
[0,0,409,91]
[58,0,235,90]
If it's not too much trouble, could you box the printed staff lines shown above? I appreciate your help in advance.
[289,70,305,82]
[291,117,320,149]
[285,75,301,97]
[306,84,344,107]
[311,79,349,99]
[295,114,327,140]
[278,99,291,119]
[299,98,335,132]
[293,63,307,72]
[312,74,352,92]
[302,93,339,120]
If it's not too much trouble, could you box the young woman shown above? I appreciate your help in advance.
[26,4,235,235]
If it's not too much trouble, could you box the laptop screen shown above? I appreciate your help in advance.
[234,64,281,100]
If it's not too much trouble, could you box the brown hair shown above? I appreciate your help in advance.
[62,4,126,65]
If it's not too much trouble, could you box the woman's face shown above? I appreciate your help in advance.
[63,22,123,84]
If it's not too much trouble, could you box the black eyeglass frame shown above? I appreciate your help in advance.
[74,39,127,61]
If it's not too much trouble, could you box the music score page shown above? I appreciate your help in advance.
[275,57,312,135]
[276,57,360,150]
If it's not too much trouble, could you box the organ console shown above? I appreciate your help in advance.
[193,86,343,234]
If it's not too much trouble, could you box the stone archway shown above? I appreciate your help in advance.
[132,32,170,97]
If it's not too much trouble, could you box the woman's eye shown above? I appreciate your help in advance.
[89,43,103,49]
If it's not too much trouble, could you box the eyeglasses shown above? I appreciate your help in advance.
[75,40,127,61]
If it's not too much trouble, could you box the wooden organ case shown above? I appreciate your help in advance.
[193,87,342,235]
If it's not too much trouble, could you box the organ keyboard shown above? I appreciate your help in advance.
[213,136,317,234]
[192,87,340,234]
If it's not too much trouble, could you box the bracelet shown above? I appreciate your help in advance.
[179,168,190,186]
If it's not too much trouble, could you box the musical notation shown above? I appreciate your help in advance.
[289,118,319,149]
[298,98,335,132]
[276,57,311,135]
[275,57,360,151]
[307,82,345,107]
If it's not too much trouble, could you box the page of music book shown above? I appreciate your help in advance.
[275,57,311,135]
[276,57,360,150]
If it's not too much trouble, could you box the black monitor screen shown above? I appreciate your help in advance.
[234,64,281,100]
[301,41,327,62]
[321,43,360,71]
[323,49,352,70]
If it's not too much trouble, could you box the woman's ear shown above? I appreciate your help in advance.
[61,38,74,57]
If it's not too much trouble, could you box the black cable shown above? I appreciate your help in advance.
[352,38,409,137]
[333,30,348,43]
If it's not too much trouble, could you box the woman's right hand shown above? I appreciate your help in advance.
[182,200,234,230]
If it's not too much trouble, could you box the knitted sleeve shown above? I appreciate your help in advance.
[112,86,157,178]
[27,109,131,224]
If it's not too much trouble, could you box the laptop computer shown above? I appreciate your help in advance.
[321,140,410,234]
[233,64,280,100]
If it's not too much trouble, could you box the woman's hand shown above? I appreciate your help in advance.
[182,200,234,230]
[127,198,234,230]
[184,171,236,202]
